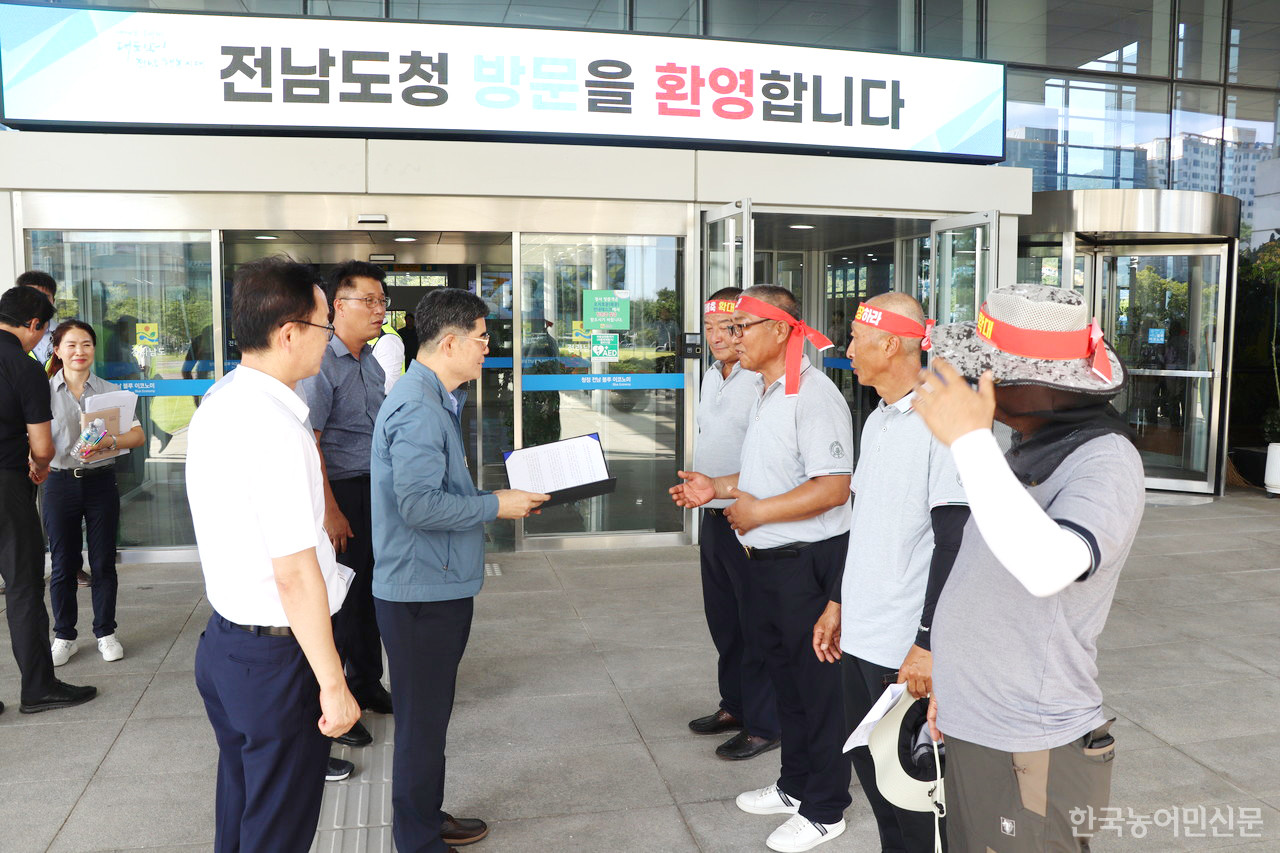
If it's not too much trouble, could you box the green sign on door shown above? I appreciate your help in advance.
[583,290,631,329]
[590,333,619,362]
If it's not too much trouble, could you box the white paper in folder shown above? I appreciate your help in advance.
[504,433,609,494]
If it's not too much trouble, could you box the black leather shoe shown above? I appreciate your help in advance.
[715,731,781,760]
[331,719,373,747]
[20,680,97,714]
[358,684,393,715]
[688,708,743,735]
[441,812,488,846]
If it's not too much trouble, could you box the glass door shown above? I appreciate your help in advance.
[930,211,998,323]
[1098,246,1229,492]
[514,233,685,542]
[704,199,753,296]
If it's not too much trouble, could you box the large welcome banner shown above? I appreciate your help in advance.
[0,2,1005,161]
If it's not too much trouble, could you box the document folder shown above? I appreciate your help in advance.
[502,432,617,507]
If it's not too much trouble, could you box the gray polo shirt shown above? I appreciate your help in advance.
[695,360,762,510]
[931,433,1144,752]
[297,336,386,480]
[48,370,139,471]
[841,392,967,668]
[737,356,853,549]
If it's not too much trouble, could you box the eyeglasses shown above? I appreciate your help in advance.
[287,319,336,341]
[726,319,773,339]
[337,295,391,309]
[460,332,491,344]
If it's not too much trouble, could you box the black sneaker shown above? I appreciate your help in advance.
[325,757,354,782]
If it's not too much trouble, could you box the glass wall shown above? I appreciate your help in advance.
[26,230,214,549]
[518,233,684,539]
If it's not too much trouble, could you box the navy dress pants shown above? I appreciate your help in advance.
[195,614,329,853]
[700,509,779,739]
[741,533,852,826]
[376,596,473,853]
[43,468,120,640]
[0,468,56,702]
[330,475,384,702]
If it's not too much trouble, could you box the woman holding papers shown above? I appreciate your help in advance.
[44,320,144,665]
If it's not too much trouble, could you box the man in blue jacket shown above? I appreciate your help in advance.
[371,287,548,853]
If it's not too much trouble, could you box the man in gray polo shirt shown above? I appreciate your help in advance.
[673,285,852,853]
[686,287,780,762]
[298,260,394,749]
[911,284,1144,853]
[810,292,968,853]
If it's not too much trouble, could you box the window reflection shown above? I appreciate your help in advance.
[987,0,1170,76]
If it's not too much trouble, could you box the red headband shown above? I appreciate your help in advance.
[853,303,934,351]
[735,294,834,396]
[976,306,1112,382]
[704,299,738,315]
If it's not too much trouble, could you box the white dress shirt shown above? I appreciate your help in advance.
[186,365,351,626]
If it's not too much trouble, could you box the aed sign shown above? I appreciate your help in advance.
[0,2,1005,161]
[590,333,619,361]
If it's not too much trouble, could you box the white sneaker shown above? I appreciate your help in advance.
[51,638,77,667]
[736,783,802,815]
[97,634,124,662]
[766,815,847,853]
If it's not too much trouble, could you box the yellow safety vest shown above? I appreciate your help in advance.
[367,321,405,376]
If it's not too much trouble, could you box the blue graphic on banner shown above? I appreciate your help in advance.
[115,379,215,397]
[522,373,685,392]
[823,357,853,370]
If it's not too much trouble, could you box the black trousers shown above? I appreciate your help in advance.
[376,596,473,853]
[43,469,120,641]
[0,468,56,701]
[741,532,852,825]
[195,614,328,853]
[330,475,384,700]
[842,655,944,853]
[701,510,779,738]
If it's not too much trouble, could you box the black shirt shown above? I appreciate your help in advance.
[0,329,53,471]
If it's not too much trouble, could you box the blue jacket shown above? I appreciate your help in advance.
[371,362,498,602]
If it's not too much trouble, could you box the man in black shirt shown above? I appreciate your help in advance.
[0,286,97,714]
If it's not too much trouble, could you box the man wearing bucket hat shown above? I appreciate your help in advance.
[685,287,782,761]
[809,292,968,853]
[671,285,853,853]
[909,284,1144,852]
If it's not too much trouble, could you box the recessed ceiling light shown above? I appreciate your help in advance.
[789,224,815,230]
[254,234,278,240]
[394,236,417,242]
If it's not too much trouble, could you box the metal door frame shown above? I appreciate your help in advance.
[929,210,999,322]
[1088,242,1231,494]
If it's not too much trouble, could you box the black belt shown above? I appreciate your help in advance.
[50,465,115,479]
[742,541,816,561]
[705,507,726,517]
[218,615,294,637]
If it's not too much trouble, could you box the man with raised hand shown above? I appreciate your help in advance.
[672,285,852,853]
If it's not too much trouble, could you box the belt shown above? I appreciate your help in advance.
[217,615,294,637]
[705,507,726,517]
[742,541,816,561]
[50,465,115,479]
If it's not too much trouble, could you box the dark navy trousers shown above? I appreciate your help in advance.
[43,468,120,640]
[195,614,329,853]
[330,475,384,702]
[741,532,852,825]
[0,468,55,701]
[700,509,780,739]
[376,596,473,853]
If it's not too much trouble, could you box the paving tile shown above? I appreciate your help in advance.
[0,671,149,727]
[1129,533,1259,557]
[1107,677,1280,745]
[456,649,616,702]
[678,797,880,853]
[1207,633,1280,677]
[1113,575,1274,609]
[1097,640,1269,696]
[555,561,702,590]
[600,645,719,691]
[581,609,711,651]
[115,562,205,585]
[1165,600,1280,640]
[443,742,674,821]
[0,718,123,783]
[449,691,640,755]
[311,826,393,853]
[480,570,563,594]
[114,581,207,609]
[619,683,726,743]
[472,590,578,623]
[48,770,216,852]
[1122,549,1280,579]
[158,610,208,673]
[459,618,595,660]
[99,715,219,777]
[487,552,552,573]
[1097,604,1198,650]
[53,605,198,678]
[566,584,706,619]
[545,545,698,570]
[1180,735,1280,799]
[646,736,783,804]
[133,670,206,719]
[1107,744,1248,814]
[0,778,89,853]
[1104,708,1168,752]
[481,805,701,853]
[1139,516,1280,538]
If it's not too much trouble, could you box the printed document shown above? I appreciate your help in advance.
[505,433,608,494]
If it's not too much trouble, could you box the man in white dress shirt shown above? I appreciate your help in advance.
[187,256,361,853]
